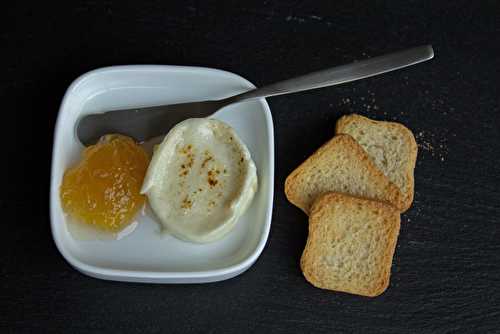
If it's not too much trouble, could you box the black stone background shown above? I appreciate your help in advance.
[2,1,500,333]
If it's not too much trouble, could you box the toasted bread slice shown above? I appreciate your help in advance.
[336,114,417,211]
[284,134,404,214]
[300,192,400,297]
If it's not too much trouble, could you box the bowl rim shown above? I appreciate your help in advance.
[50,64,274,281]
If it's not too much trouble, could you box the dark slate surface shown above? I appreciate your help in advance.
[2,1,500,333]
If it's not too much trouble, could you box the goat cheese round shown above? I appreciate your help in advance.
[141,118,258,243]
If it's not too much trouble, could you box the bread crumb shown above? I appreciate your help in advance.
[338,94,379,114]
[415,130,448,162]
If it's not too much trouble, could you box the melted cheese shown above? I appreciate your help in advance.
[141,118,258,243]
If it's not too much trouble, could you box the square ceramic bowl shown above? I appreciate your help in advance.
[50,65,274,283]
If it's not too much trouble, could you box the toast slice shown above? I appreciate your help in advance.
[336,114,417,211]
[284,134,405,214]
[300,192,400,297]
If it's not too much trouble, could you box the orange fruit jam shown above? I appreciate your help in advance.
[60,134,149,233]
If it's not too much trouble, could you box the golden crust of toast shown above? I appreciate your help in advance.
[335,114,417,212]
[300,193,400,297]
[285,134,405,214]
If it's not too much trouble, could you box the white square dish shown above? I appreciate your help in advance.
[50,65,274,283]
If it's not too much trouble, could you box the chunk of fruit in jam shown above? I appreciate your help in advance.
[60,134,149,233]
